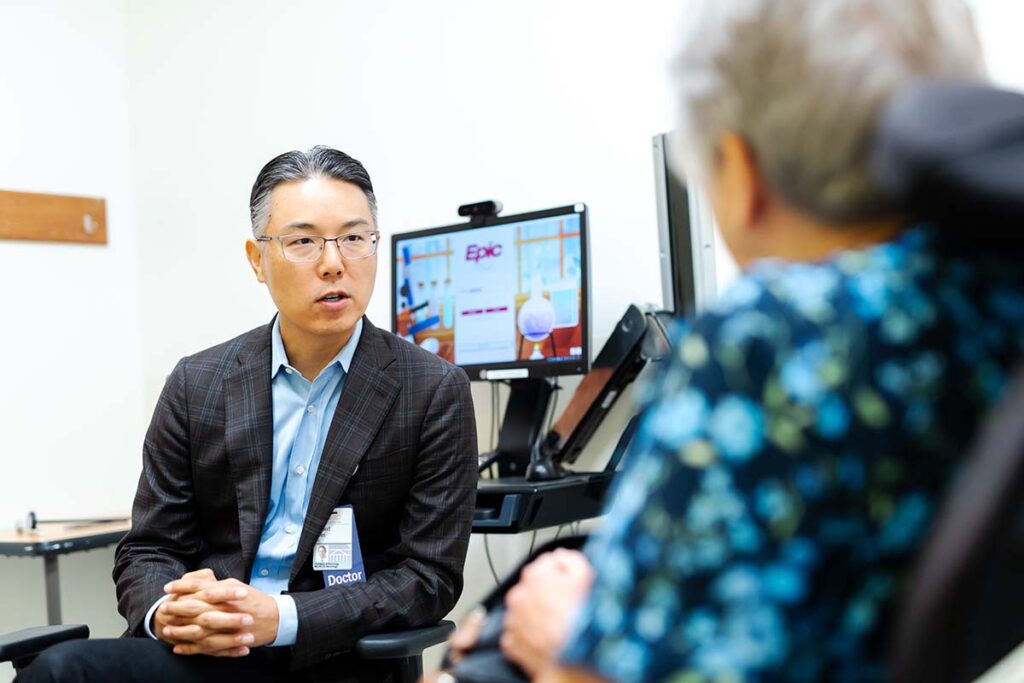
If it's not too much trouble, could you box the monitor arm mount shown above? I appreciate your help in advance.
[526,429,565,481]
[525,304,673,481]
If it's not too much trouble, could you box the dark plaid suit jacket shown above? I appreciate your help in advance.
[113,317,478,675]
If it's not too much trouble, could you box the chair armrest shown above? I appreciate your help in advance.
[355,620,455,660]
[0,625,89,665]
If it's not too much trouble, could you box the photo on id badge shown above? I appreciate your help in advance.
[315,505,366,586]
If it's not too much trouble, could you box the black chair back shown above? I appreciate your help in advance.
[871,80,1024,257]
[892,365,1024,683]
[873,79,1024,681]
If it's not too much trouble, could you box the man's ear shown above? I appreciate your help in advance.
[245,239,266,283]
[715,131,768,231]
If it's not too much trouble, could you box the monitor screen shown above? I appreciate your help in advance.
[391,204,590,380]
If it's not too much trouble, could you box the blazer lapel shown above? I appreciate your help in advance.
[291,319,400,582]
[223,325,275,580]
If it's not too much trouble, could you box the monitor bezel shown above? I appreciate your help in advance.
[653,131,719,314]
[390,203,591,381]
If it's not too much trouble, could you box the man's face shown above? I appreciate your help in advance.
[246,177,378,348]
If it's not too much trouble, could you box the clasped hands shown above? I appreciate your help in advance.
[152,568,280,658]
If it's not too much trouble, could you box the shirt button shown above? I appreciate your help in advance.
[296,465,306,475]
[307,404,315,413]
[260,568,269,577]
[285,368,293,375]
[285,524,296,534]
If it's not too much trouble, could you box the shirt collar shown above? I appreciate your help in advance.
[271,316,363,379]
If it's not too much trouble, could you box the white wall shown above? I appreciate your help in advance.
[971,0,1024,91]
[125,0,683,406]
[0,1,143,680]
[0,0,145,524]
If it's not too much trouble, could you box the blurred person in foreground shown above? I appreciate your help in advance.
[439,0,1024,681]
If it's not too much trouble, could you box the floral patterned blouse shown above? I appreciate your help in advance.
[561,226,1024,682]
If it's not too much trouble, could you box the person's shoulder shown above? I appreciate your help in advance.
[654,237,921,402]
[177,323,270,373]
[697,233,926,345]
[365,322,467,384]
[711,256,848,325]
[675,257,845,364]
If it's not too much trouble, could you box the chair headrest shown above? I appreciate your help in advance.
[872,80,1024,235]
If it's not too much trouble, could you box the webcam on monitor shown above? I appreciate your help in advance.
[457,199,503,220]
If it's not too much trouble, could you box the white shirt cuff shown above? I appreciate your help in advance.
[143,594,171,640]
[268,594,297,647]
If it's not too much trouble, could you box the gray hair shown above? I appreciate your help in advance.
[672,0,986,222]
[249,146,378,237]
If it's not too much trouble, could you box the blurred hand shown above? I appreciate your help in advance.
[501,549,594,678]
[446,607,487,665]
[420,674,458,683]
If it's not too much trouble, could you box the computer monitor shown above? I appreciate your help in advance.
[652,131,720,314]
[391,203,591,477]
[391,204,590,379]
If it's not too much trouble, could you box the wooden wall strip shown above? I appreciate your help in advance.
[0,189,107,245]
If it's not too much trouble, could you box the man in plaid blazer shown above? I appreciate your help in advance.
[18,147,477,682]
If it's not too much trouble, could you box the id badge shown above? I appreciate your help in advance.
[314,505,366,587]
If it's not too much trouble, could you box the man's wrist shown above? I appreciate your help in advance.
[267,594,296,647]
[144,594,171,640]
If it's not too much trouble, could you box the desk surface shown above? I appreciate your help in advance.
[0,520,130,557]
[474,471,614,533]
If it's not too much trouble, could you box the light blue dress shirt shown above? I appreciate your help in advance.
[146,317,362,648]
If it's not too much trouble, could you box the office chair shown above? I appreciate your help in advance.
[874,80,1024,681]
[0,620,454,683]
[870,79,1024,247]
[890,365,1024,683]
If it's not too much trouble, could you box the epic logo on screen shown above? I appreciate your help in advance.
[465,243,503,263]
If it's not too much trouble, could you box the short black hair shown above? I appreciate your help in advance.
[249,145,377,236]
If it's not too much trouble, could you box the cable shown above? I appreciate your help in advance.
[483,534,502,586]
[484,382,500,479]
[545,379,560,433]
[477,451,502,473]
[528,530,538,556]
[490,382,499,451]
